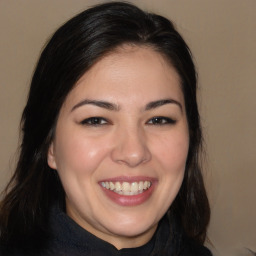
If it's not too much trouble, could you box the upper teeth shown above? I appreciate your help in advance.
[101,181,151,195]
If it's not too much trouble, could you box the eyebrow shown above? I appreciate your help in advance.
[71,99,119,112]
[71,98,182,112]
[145,99,183,112]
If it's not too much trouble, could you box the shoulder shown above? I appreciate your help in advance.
[180,236,212,256]
[0,246,24,256]
[0,236,49,256]
[0,246,37,256]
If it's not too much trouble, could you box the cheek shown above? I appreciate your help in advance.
[149,131,189,216]
[54,133,109,177]
[153,132,189,172]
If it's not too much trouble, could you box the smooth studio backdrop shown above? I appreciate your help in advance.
[0,1,255,255]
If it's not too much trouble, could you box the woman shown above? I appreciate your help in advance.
[0,2,211,255]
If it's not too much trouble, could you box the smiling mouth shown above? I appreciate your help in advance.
[100,181,152,196]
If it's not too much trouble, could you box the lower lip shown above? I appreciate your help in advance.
[100,183,156,207]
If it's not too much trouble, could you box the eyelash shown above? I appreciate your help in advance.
[80,116,176,126]
[146,116,176,125]
[80,117,109,126]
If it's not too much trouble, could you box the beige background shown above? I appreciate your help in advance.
[0,0,255,255]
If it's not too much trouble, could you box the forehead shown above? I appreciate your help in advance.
[63,45,184,108]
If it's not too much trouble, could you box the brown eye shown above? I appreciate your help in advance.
[147,116,176,125]
[80,117,108,126]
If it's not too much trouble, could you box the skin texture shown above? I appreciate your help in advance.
[48,45,189,249]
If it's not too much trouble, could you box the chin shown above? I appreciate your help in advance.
[104,216,158,238]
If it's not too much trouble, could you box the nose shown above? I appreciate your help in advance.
[111,126,151,168]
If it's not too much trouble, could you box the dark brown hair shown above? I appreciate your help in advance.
[0,1,210,250]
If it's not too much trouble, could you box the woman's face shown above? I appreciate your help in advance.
[48,46,189,249]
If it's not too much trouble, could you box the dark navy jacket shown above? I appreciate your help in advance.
[0,205,212,256]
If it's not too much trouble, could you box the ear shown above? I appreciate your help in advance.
[47,142,57,170]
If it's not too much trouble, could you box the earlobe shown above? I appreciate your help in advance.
[47,142,57,169]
